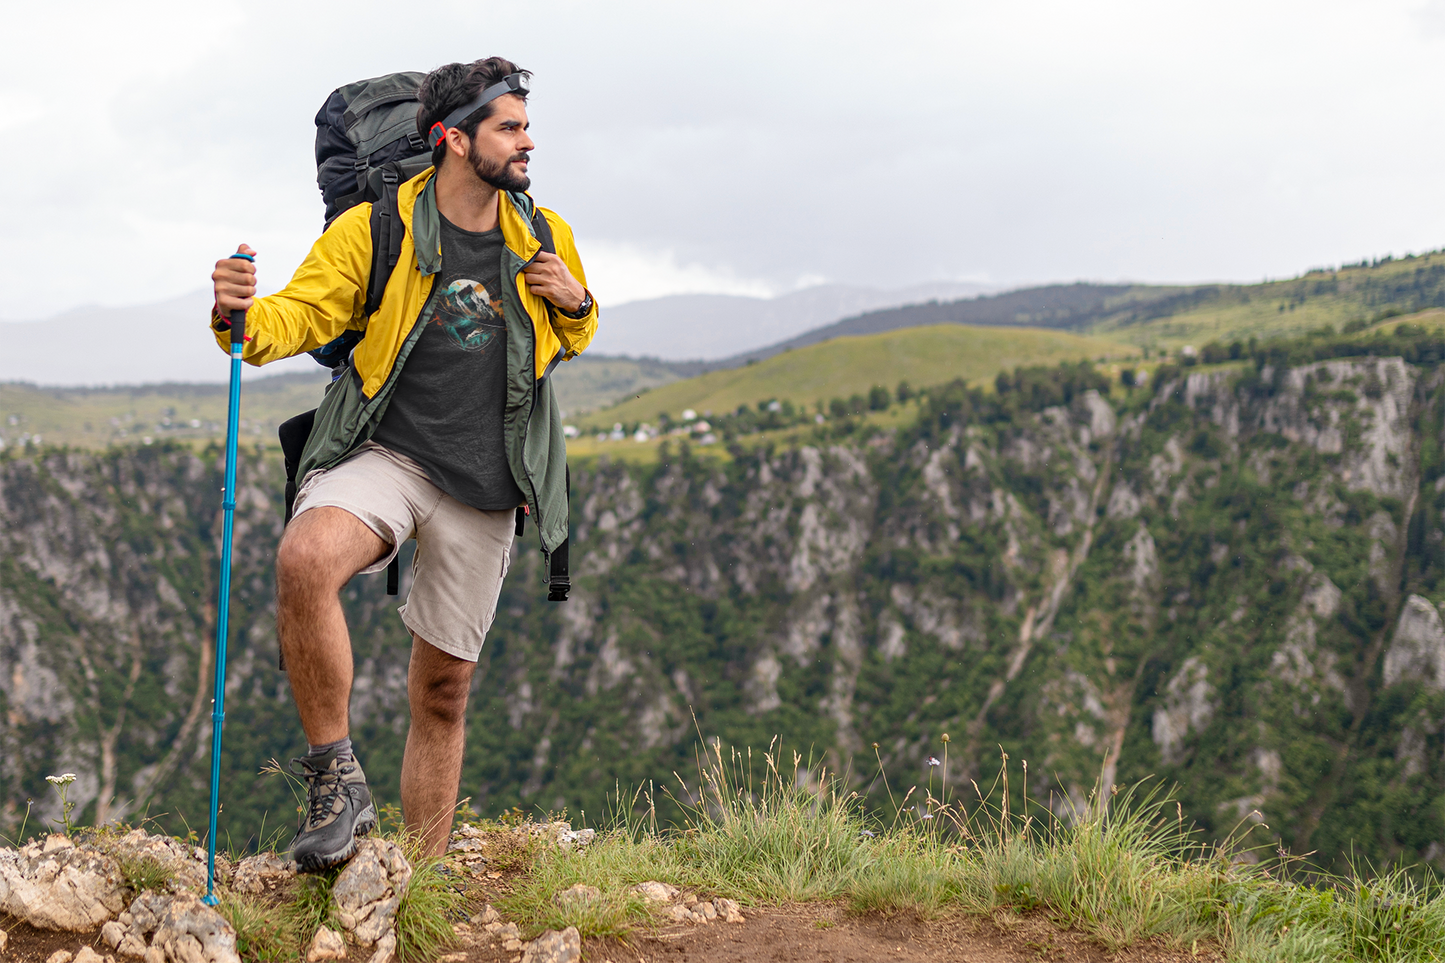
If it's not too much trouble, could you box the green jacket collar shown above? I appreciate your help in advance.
[411,174,541,278]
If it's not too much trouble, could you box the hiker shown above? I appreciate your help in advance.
[208,58,596,871]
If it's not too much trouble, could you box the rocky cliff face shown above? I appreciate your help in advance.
[4,356,1445,871]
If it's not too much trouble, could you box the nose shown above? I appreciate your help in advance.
[517,130,536,153]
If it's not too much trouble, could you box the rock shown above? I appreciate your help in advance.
[75,947,106,963]
[306,926,347,962]
[332,840,411,949]
[0,836,127,930]
[469,904,500,926]
[521,927,581,963]
[502,939,523,952]
[46,951,73,963]
[102,920,128,949]
[698,901,717,921]
[150,895,240,963]
[666,905,689,922]
[0,927,8,954]
[553,884,600,905]
[117,934,148,959]
[487,923,519,941]
[1385,595,1445,689]
[631,881,679,903]
[366,932,395,963]
[522,822,595,851]
[143,948,163,963]
[230,853,295,895]
[714,897,745,923]
[101,830,213,893]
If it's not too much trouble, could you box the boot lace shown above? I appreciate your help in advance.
[290,758,352,828]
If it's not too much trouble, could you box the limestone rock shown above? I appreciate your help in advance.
[469,904,500,926]
[631,881,679,903]
[553,883,600,905]
[714,897,745,923]
[522,927,581,963]
[332,840,411,949]
[490,922,519,939]
[366,932,395,963]
[150,895,240,963]
[46,951,73,963]
[230,853,295,895]
[102,920,127,949]
[101,830,214,893]
[1385,595,1445,689]
[306,926,347,962]
[74,947,105,963]
[521,822,595,851]
[0,926,8,954]
[0,835,127,930]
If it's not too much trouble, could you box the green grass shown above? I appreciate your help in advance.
[589,324,1133,427]
[485,738,1445,962]
[0,371,331,451]
[1089,252,1445,352]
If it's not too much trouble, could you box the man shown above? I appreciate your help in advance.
[210,57,596,870]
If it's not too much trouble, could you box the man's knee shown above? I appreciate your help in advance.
[277,509,383,597]
[409,653,474,729]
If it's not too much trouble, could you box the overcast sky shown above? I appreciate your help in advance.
[1,0,1442,321]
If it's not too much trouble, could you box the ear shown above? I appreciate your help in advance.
[444,126,470,160]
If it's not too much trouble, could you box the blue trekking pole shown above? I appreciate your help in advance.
[204,262,250,907]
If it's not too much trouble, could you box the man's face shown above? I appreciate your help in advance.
[465,94,534,192]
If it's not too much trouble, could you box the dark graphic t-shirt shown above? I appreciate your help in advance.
[371,215,526,511]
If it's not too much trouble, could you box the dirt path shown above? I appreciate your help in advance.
[5,904,1219,963]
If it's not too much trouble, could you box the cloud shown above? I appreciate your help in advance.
[577,241,776,307]
[1417,0,1445,35]
[1,0,1444,321]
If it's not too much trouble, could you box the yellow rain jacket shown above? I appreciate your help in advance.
[209,168,596,554]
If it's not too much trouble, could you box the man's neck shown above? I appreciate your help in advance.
[434,160,500,232]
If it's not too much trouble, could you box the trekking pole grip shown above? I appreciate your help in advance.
[227,250,253,346]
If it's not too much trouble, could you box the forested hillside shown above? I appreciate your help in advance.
[5,327,1445,875]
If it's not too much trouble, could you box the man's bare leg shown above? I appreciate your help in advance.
[275,507,389,744]
[400,636,477,856]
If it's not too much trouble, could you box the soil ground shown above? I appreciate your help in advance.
[4,905,1221,963]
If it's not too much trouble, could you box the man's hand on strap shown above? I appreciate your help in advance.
[521,252,586,314]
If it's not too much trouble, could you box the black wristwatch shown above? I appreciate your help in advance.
[557,289,593,320]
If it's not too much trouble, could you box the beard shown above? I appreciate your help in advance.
[469,140,531,191]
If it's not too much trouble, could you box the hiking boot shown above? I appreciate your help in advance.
[288,748,377,873]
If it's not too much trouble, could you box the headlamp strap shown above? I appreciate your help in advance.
[426,72,529,149]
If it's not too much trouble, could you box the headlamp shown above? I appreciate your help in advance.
[427,72,531,149]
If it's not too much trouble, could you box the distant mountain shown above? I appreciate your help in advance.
[0,282,991,386]
[0,291,319,386]
[591,282,994,360]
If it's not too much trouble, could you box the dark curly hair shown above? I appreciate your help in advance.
[417,57,531,168]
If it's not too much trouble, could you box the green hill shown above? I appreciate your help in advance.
[584,323,1130,427]
[752,250,1445,361]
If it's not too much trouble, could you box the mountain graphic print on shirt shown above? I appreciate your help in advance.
[370,218,525,512]
[433,278,504,352]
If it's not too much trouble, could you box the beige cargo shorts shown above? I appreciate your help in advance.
[291,442,516,661]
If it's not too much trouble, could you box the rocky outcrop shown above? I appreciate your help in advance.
[0,834,126,931]
[103,893,239,963]
[1385,595,1445,690]
[332,839,412,963]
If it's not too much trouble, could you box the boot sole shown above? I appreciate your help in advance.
[293,802,378,874]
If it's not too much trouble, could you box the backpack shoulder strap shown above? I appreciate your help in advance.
[364,165,405,317]
[531,207,556,255]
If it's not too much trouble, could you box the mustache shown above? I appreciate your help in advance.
[510,152,531,164]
